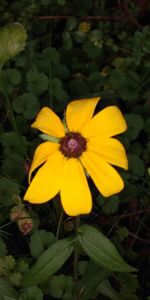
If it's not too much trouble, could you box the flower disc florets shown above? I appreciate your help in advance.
[60,132,87,158]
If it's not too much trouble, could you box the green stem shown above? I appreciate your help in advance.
[0,71,27,157]
[56,209,64,240]
[74,216,80,300]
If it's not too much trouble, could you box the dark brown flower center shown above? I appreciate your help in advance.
[59,132,87,158]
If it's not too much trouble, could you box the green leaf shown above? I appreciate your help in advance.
[82,41,101,59]
[18,286,43,300]
[128,154,145,177]
[118,272,138,298]
[26,70,49,96]
[22,238,74,287]
[125,114,144,141]
[41,47,60,64]
[100,195,119,215]
[0,238,7,256]
[97,279,122,300]
[0,278,17,298]
[30,230,55,259]
[0,177,20,206]
[63,32,73,50]
[77,225,136,273]
[0,23,27,69]
[0,131,27,155]
[66,17,77,31]
[48,275,73,299]
[10,272,22,287]
[13,93,40,119]
[78,260,110,300]
[2,154,25,182]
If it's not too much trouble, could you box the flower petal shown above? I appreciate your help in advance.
[81,151,124,197]
[31,107,65,138]
[82,106,127,138]
[29,141,59,183]
[24,151,65,204]
[66,97,100,132]
[87,137,128,170]
[60,158,92,216]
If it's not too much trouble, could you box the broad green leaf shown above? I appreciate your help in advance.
[77,225,136,273]
[0,23,27,69]
[22,238,74,287]
[0,278,17,298]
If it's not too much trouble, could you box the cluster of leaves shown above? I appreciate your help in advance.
[0,0,150,299]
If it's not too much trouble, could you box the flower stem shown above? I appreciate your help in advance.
[74,216,80,300]
[56,209,64,240]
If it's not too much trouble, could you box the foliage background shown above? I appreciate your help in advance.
[0,0,150,299]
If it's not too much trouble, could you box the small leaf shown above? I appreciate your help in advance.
[48,275,73,299]
[77,225,136,273]
[63,32,73,50]
[26,70,49,96]
[0,238,7,256]
[41,47,60,64]
[13,93,40,119]
[0,178,20,206]
[128,154,145,177]
[22,238,74,287]
[0,278,17,298]
[18,286,43,300]
[66,17,77,31]
[30,229,55,259]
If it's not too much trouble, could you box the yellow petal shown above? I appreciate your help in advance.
[29,141,58,183]
[87,137,128,170]
[81,151,124,197]
[66,97,100,132]
[24,151,65,204]
[31,107,65,138]
[82,106,127,138]
[60,158,92,216]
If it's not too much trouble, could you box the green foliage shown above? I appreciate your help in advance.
[29,229,56,259]
[48,274,73,299]
[0,23,27,69]
[77,225,136,272]
[18,286,43,300]
[0,177,20,206]
[0,1,150,299]
[22,238,74,287]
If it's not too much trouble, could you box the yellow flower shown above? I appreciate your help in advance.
[78,21,91,33]
[24,97,128,216]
